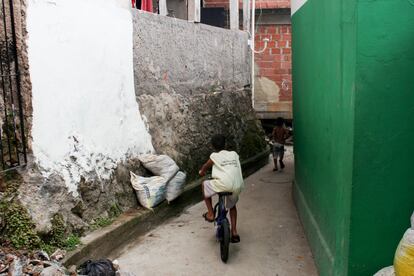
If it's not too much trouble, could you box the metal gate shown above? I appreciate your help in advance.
[0,0,27,171]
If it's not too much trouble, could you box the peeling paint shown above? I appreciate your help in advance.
[255,76,280,103]
[27,0,154,195]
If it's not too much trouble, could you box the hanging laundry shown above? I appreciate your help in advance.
[141,0,153,12]
[131,0,136,8]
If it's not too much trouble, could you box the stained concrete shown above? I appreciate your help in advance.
[135,88,267,180]
[115,147,318,276]
[132,10,265,182]
[4,10,258,237]
[132,11,250,96]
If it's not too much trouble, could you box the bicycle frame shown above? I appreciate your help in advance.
[214,195,228,240]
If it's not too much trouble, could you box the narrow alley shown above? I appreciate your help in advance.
[115,147,318,276]
[1,0,413,274]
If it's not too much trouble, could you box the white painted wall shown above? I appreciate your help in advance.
[291,0,308,15]
[27,0,154,195]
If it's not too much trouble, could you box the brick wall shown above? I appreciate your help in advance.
[255,24,292,101]
[201,0,292,103]
[204,0,290,9]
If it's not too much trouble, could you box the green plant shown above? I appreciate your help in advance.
[90,203,123,231]
[48,213,66,248]
[0,202,42,249]
[108,203,122,218]
[240,132,266,160]
[0,177,81,253]
[91,217,113,230]
[0,175,41,250]
[40,243,54,254]
[39,234,81,254]
[239,121,268,160]
[64,234,81,251]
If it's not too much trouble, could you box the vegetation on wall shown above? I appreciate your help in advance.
[0,174,81,254]
[240,120,268,160]
[91,202,123,230]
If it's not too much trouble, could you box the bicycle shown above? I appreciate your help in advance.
[213,192,232,263]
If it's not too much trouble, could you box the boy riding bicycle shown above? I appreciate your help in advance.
[199,134,244,243]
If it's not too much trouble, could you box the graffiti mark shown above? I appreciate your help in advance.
[282,79,289,91]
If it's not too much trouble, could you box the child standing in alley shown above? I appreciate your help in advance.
[272,117,290,171]
[199,134,244,243]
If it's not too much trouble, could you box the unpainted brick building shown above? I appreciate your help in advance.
[203,0,292,119]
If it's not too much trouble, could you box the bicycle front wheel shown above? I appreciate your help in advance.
[220,219,230,263]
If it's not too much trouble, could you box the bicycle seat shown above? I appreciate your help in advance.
[217,192,232,196]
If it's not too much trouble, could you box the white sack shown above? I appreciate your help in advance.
[130,171,166,209]
[394,228,414,276]
[411,211,414,230]
[374,266,395,276]
[394,212,414,276]
[166,171,187,203]
[139,154,179,181]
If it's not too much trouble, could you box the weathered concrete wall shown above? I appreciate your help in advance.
[204,0,290,9]
[132,12,266,179]
[136,88,266,179]
[1,3,265,246]
[4,0,154,235]
[133,11,250,96]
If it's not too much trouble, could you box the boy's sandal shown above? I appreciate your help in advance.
[231,235,241,243]
[202,212,215,223]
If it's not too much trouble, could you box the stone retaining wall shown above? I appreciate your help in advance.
[1,6,266,248]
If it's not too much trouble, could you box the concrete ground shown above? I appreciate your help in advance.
[115,147,318,276]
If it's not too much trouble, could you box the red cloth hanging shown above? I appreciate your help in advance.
[131,0,136,8]
[141,0,153,12]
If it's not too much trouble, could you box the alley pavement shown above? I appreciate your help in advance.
[115,147,318,276]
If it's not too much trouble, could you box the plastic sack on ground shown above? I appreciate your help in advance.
[139,154,179,181]
[166,171,187,203]
[130,171,167,209]
[78,259,116,276]
[394,211,414,276]
[374,266,395,276]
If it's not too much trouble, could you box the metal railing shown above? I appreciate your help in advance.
[0,0,27,171]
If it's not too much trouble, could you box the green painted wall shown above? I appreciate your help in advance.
[292,0,356,275]
[292,0,414,275]
[349,1,414,274]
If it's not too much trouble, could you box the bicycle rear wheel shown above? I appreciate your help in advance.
[220,218,230,263]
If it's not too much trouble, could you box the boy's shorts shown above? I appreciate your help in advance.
[202,180,239,209]
[272,143,285,159]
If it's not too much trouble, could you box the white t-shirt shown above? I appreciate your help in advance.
[210,150,244,195]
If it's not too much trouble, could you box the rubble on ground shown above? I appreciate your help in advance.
[0,247,69,275]
[0,247,128,275]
